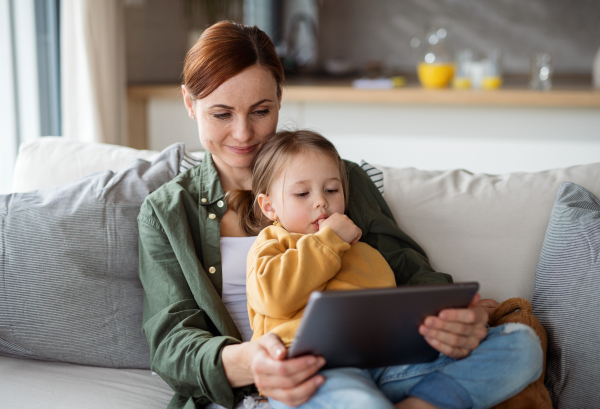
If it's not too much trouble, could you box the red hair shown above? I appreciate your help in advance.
[183,21,284,99]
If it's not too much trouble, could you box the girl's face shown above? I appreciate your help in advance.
[258,152,345,235]
[183,65,281,174]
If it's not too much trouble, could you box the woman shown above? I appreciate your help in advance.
[138,21,537,409]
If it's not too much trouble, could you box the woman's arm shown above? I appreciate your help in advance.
[345,161,452,286]
[345,162,490,357]
[222,334,326,407]
[138,213,253,408]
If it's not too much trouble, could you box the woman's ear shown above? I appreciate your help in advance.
[257,193,278,221]
[182,85,196,120]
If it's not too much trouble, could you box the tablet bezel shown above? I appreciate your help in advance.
[287,282,479,369]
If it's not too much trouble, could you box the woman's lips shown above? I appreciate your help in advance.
[227,144,257,155]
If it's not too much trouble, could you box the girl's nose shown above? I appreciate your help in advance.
[315,193,328,209]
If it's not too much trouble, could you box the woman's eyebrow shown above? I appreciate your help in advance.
[208,99,272,110]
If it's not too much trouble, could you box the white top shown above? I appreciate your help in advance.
[220,236,257,342]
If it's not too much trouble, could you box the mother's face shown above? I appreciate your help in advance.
[183,65,281,172]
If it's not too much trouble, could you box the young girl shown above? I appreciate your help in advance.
[231,130,543,409]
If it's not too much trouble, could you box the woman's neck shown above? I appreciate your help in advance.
[211,155,252,192]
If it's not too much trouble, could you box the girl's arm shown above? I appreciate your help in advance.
[247,226,350,319]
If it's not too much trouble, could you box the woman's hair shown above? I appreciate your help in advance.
[183,21,284,100]
[228,130,349,236]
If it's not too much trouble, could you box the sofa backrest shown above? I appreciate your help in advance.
[379,164,600,302]
[12,138,600,303]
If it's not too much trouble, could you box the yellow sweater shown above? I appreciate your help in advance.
[246,225,396,346]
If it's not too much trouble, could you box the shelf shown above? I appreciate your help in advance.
[127,81,600,150]
[128,83,600,108]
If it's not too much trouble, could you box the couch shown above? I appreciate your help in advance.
[2,137,599,409]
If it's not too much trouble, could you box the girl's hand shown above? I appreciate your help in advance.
[319,213,362,244]
[418,293,490,359]
[222,333,325,407]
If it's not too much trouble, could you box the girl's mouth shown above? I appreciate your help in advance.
[312,215,329,231]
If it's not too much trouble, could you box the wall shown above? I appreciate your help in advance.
[147,97,600,174]
[125,0,600,83]
[318,0,600,75]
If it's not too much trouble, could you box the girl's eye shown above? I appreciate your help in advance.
[294,192,309,197]
[213,113,232,120]
[326,189,339,194]
[253,109,270,117]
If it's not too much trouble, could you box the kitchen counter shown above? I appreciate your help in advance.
[129,74,600,107]
[127,76,600,149]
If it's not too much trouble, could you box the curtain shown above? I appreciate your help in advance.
[61,0,127,145]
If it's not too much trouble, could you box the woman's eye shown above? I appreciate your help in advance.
[213,113,231,120]
[294,192,309,197]
[253,109,269,117]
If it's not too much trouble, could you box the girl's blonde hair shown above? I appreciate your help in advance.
[227,130,349,236]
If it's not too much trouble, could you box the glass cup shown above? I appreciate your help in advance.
[530,53,553,91]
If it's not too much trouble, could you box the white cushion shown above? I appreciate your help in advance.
[12,137,159,193]
[378,163,600,303]
[0,356,172,409]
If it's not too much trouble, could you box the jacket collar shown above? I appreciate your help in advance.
[198,151,225,206]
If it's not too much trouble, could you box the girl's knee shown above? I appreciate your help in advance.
[493,323,544,381]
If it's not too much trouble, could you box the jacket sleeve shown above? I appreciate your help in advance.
[247,226,350,319]
[345,162,453,286]
[138,204,252,409]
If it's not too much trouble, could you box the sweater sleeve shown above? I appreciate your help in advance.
[247,226,350,319]
[345,161,453,286]
[138,202,253,409]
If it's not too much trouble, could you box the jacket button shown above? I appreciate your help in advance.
[217,200,224,208]
[208,213,216,219]
[208,266,216,274]
[201,198,207,203]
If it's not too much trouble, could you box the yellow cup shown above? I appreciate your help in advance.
[452,77,471,90]
[417,62,455,88]
[482,76,503,90]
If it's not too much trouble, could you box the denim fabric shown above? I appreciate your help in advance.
[269,323,543,409]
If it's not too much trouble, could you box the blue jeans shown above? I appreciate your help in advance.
[268,323,543,409]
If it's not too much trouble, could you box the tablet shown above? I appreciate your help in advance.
[287,282,479,369]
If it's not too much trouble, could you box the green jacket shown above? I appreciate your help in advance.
[137,152,452,409]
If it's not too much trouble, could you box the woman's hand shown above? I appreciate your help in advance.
[319,213,362,244]
[222,333,325,407]
[418,293,492,359]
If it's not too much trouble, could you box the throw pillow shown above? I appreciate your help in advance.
[360,160,384,195]
[0,143,183,369]
[531,182,600,408]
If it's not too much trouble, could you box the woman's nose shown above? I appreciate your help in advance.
[233,117,253,142]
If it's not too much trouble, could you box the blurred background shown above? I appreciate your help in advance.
[2,0,600,194]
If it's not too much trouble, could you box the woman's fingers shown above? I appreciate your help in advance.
[261,372,325,407]
[419,299,490,358]
[423,335,471,359]
[253,354,325,388]
[251,333,325,403]
[259,332,287,361]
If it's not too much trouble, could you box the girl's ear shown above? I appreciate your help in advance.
[257,193,278,221]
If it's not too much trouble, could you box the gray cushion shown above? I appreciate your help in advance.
[532,182,600,408]
[0,143,183,369]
